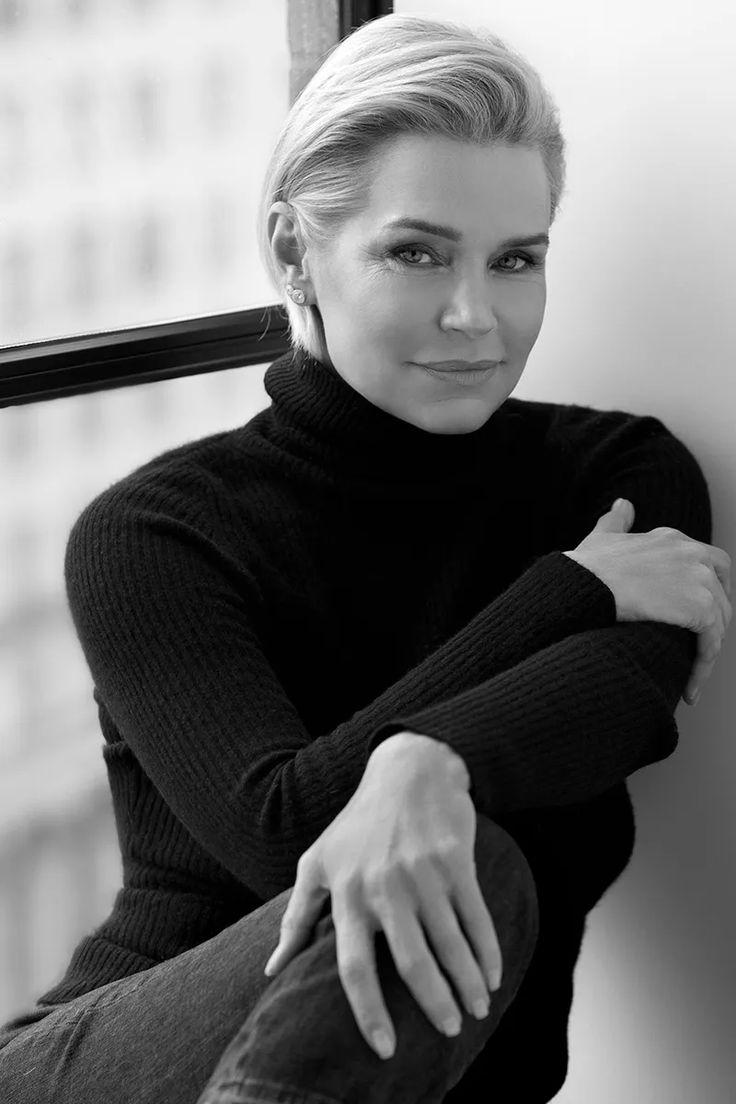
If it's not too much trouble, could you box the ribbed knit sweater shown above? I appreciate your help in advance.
[37,346,709,1006]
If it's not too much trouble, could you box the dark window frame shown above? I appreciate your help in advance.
[0,0,393,409]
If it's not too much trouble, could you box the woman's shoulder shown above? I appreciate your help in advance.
[508,395,691,464]
[71,417,273,535]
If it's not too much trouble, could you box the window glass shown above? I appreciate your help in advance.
[0,0,341,1023]
[0,0,289,348]
[0,362,276,1022]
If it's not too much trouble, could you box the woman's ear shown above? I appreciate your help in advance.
[267,202,308,284]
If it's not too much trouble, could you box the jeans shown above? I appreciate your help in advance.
[0,813,588,1103]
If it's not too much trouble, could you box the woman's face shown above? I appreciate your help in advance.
[302,135,551,434]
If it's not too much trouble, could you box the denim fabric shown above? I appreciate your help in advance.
[0,814,585,1104]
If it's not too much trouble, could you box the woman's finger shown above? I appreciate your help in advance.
[330,885,397,1060]
[419,886,493,1018]
[264,854,327,977]
[683,568,730,704]
[685,599,725,704]
[378,888,463,1038]
[708,545,731,599]
[450,860,503,994]
[707,566,732,635]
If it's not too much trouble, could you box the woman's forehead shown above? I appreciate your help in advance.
[360,137,551,235]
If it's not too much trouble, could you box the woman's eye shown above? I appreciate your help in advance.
[496,253,536,272]
[391,245,434,266]
[389,246,539,273]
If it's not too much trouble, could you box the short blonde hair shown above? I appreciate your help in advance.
[257,13,567,363]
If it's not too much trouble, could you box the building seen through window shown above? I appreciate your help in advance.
[0,0,304,1023]
[0,0,286,349]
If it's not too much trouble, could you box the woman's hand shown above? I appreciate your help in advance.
[564,498,732,705]
[263,733,501,1060]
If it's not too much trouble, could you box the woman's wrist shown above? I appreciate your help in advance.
[369,729,471,790]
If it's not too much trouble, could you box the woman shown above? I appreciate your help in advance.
[0,13,730,1104]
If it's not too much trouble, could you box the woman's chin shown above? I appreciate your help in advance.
[410,400,499,435]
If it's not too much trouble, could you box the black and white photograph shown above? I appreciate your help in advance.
[0,1,734,1100]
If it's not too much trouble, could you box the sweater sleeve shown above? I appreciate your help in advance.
[366,412,713,814]
[64,412,710,899]
[64,489,614,904]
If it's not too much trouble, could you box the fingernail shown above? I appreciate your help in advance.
[442,1016,461,1037]
[264,949,278,976]
[488,968,502,992]
[372,1030,395,1059]
[472,998,489,1019]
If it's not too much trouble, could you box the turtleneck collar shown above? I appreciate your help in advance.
[262,346,523,491]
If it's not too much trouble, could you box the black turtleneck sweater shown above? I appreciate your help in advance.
[35,347,709,1006]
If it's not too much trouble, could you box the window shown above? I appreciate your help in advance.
[0,0,394,1025]
[1,0,290,348]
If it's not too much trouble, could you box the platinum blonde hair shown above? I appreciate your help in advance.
[257,13,567,363]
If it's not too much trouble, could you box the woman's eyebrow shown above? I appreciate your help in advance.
[382,217,550,251]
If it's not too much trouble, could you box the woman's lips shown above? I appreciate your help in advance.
[416,362,500,385]
[424,360,501,371]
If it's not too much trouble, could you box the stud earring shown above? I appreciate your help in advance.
[286,283,306,305]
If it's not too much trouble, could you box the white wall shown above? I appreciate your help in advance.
[396,2,736,1100]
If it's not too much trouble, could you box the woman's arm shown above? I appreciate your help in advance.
[366,614,693,818]
[64,510,609,903]
[365,411,716,810]
[63,410,710,899]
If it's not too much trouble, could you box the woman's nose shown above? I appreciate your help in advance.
[441,285,498,336]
